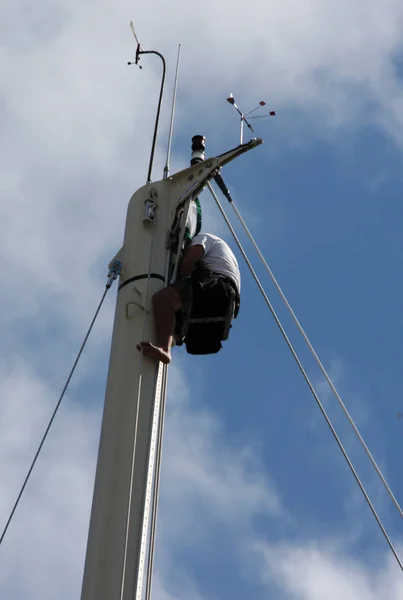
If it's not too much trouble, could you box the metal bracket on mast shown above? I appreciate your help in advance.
[144,200,157,224]
[106,260,123,289]
[164,137,263,209]
[143,188,158,224]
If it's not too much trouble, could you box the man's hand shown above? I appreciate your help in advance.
[178,244,204,278]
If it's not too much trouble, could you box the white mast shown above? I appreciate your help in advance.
[79,138,262,600]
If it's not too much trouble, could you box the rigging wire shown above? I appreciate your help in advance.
[226,198,403,519]
[0,270,119,549]
[206,181,403,572]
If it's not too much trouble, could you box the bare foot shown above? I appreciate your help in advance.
[136,341,171,364]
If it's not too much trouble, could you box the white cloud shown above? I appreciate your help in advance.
[2,0,403,333]
[158,362,284,543]
[255,539,403,600]
[0,359,100,600]
[2,0,403,326]
[138,0,403,139]
[0,356,281,599]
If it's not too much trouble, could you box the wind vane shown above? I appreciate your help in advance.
[129,20,143,68]
[226,93,275,144]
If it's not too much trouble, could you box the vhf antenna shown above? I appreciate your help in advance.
[128,21,166,184]
[163,44,181,179]
[226,93,275,144]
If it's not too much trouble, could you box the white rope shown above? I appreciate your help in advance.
[207,181,403,572]
[228,200,403,519]
[142,192,193,600]
[120,218,158,600]
[144,197,201,600]
[144,230,173,600]
[143,363,168,600]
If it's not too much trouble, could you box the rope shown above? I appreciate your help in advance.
[229,200,403,519]
[206,181,403,572]
[0,278,115,549]
[144,363,168,600]
[142,180,192,600]
[120,218,158,600]
[143,228,173,600]
[143,194,193,600]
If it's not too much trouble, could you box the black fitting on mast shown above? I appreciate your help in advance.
[213,171,233,203]
[190,135,206,165]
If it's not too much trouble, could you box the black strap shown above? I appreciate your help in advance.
[118,273,165,292]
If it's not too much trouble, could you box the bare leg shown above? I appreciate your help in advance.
[137,286,182,364]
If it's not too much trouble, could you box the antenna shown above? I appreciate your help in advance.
[163,44,182,179]
[128,22,166,183]
[226,93,275,144]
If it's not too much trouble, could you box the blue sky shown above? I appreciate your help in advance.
[1,0,403,598]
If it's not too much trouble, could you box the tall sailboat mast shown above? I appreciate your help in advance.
[79,35,262,598]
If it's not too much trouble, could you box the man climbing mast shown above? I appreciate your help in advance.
[137,232,241,364]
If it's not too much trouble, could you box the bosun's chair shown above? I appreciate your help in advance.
[177,276,238,355]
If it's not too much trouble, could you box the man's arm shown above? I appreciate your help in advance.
[178,244,204,278]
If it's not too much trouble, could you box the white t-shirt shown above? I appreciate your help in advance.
[190,233,241,292]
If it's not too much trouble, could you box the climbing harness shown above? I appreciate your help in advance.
[175,267,238,354]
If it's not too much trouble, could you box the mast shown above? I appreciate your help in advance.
[79,135,262,600]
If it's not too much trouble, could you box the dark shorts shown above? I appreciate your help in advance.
[173,269,239,337]
[171,278,192,305]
